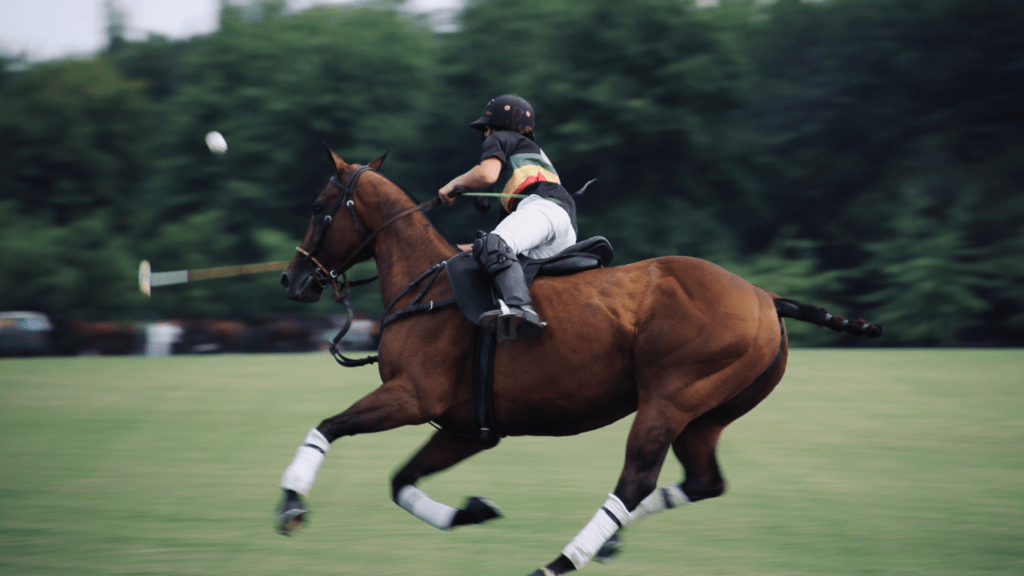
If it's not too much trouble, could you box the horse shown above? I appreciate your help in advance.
[276,148,883,576]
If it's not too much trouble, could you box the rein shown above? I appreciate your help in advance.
[295,167,459,367]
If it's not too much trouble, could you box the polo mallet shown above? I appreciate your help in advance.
[139,259,290,297]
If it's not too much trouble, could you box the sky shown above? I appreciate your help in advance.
[1,0,464,61]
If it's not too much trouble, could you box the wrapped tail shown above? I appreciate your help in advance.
[774,297,883,338]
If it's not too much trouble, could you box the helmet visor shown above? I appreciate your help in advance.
[469,114,491,131]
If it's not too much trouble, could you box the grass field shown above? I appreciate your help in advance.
[1,349,1022,576]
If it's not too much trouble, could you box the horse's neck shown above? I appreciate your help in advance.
[366,189,456,306]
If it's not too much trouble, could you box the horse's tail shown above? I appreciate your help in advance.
[773,297,884,338]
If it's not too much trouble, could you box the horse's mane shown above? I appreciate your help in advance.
[367,168,460,251]
[369,169,419,205]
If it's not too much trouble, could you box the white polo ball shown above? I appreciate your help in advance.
[205,131,228,154]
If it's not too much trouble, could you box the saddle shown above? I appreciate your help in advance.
[445,236,613,443]
[446,236,614,325]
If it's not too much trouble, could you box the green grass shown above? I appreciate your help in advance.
[1,350,1022,576]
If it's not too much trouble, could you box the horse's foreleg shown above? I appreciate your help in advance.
[391,430,501,530]
[276,380,432,535]
[529,405,684,576]
[276,427,330,535]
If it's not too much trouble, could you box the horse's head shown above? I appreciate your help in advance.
[281,146,387,302]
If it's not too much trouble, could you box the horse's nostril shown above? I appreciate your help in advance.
[281,273,290,288]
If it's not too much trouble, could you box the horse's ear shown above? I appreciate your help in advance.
[367,149,390,171]
[322,142,348,174]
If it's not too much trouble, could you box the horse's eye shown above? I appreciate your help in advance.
[312,204,323,214]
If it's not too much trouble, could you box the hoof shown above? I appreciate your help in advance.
[275,489,308,536]
[595,533,623,563]
[452,496,503,527]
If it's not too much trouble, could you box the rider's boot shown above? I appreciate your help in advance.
[473,232,545,341]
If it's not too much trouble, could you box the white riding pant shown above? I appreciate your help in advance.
[493,195,577,259]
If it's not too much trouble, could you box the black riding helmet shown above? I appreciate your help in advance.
[469,94,535,139]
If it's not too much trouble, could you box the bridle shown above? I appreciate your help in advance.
[296,165,374,301]
[294,165,455,367]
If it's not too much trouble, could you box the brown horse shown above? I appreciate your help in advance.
[277,150,882,576]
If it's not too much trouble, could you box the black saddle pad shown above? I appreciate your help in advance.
[447,236,614,324]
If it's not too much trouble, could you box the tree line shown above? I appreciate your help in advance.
[1,0,1021,346]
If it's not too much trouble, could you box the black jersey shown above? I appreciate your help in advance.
[480,131,578,234]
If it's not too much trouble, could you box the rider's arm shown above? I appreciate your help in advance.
[439,157,502,205]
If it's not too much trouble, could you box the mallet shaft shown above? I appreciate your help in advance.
[140,259,290,297]
[180,261,291,283]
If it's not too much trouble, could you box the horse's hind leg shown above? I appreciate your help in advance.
[530,403,687,576]
[595,337,789,556]
[531,331,789,574]
[672,333,788,507]
[591,384,770,545]
[391,430,502,530]
[592,411,729,542]
[586,418,725,563]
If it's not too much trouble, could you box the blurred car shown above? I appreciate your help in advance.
[0,311,53,356]
[319,318,380,352]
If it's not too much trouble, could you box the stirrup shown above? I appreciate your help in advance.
[495,299,517,341]
[479,300,545,341]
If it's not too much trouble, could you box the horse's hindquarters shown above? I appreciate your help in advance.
[486,257,783,437]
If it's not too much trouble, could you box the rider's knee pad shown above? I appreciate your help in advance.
[472,232,516,274]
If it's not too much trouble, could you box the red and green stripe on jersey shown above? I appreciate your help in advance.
[499,151,561,212]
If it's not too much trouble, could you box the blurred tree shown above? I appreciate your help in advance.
[0,203,145,318]
[747,0,1024,259]
[736,0,1024,344]
[0,58,153,319]
[2,0,1021,345]
[860,185,995,345]
[0,58,153,226]
[133,2,440,317]
[108,35,188,101]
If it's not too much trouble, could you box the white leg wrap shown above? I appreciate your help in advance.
[561,494,630,570]
[280,428,330,496]
[625,483,690,526]
[395,485,458,531]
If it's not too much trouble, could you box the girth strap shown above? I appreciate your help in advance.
[471,326,499,442]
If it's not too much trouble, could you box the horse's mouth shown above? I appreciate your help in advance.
[282,268,324,303]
